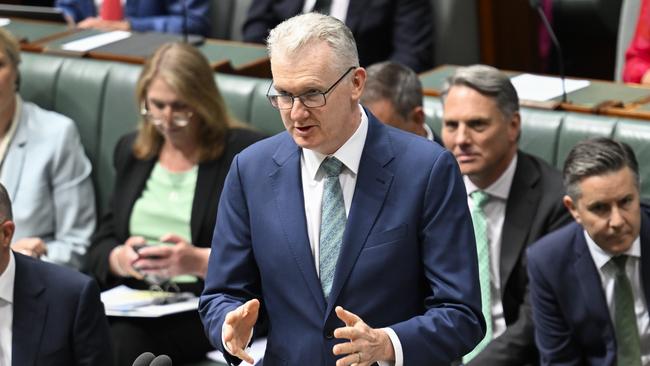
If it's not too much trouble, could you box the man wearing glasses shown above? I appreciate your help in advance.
[200,13,484,366]
[0,183,113,366]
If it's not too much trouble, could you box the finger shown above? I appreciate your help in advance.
[159,233,188,244]
[336,306,362,327]
[137,246,172,259]
[332,341,355,356]
[133,257,170,271]
[334,325,362,341]
[335,352,361,366]
[231,347,255,365]
[124,236,146,248]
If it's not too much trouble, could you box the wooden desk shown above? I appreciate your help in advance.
[420,65,650,121]
[1,18,271,78]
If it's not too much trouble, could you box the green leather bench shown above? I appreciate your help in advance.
[424,96,650,198]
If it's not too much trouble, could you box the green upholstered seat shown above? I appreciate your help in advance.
[613,118,650,199]
[519,108,564,166]
[556,114,617,170]
[19,53,64,110]
[249,81,285,135]
[215,73,264,124]
[423,96,444,137]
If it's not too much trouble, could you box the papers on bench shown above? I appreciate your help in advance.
[207,337,267,366]
[0,18,10,27]
[61,30,131,52]
[510,73,590,102]
[100,285,198,318]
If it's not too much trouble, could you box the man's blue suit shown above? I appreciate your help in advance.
[200,112,484,365]
[242,0,434,73]
[55,0,211,35]
[527,204,650,365]
[11,252,113,366]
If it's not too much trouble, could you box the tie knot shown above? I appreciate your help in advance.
[321,157,343,177]
[611,255,629,273]
[471,190,489,208]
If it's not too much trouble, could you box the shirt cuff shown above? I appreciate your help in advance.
[378,327,403,366]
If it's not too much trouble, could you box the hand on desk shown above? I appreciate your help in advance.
[333,306,395,366]
[11,237,46,258]
[77,17,130,32]
[109,236,145,279]
[133,233,210,278]
[223,299,260,364]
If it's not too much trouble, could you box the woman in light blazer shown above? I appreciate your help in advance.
[0,28,95,269]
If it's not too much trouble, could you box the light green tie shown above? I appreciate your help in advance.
[463,190,492,363]
[319,157,346,299]
[611,255,642,366]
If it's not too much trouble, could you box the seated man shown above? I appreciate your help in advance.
[361,61,442,145]
[528,138,650,365]
[441,65,572,364]
[55,0,211,35]
[0,183,113,366]
[242,0,434,72]
[0,28,95,269]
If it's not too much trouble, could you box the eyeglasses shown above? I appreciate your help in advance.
[267,66,357,110]
[140,102,193,128]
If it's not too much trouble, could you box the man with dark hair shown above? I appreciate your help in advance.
[362,61,442,145]
[528,137,650,365]
[441,64,572,364]
[0,183,113,365]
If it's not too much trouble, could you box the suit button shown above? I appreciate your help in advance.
[325,332,334,339]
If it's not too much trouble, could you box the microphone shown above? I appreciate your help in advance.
[150,354,173,366]
[529,0,567,103]
[131,352,155,366]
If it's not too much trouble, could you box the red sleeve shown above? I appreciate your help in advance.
[624,0,650,83]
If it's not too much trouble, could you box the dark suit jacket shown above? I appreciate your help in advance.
[527,204,650,365]
[468,151,572,365]
[83,128,265,293]
[12,252,113,366]
[55,0,211,35]
[242,0,434,72]
[200,113,484,366]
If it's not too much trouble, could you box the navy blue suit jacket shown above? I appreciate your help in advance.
[55,0,211,35]
[200,112,484,365]
[242,0,434,72]
[527,204,650,365]
[11,252,113,366]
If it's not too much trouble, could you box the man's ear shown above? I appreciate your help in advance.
[0,220,14,249]
[350,67,367,101]
[410,106,426,126]
[563,195,581,223]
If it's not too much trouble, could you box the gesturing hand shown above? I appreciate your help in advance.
[333,306,395,366]
[223,299,260,364]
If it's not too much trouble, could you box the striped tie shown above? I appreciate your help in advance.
[611,255,642,366]
[463,190,492,363]
[319,157,346,299]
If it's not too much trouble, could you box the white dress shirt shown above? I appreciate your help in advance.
[0,251,16,366]
[463,154,518,339]
[303,0,349,22]
[585,233,650,365]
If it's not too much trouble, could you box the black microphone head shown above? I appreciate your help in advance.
[150,354,173,366]
[529,0,541,8]
[131,352,155,366]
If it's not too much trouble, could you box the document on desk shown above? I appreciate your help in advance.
[101,285,198,318]
[207,337,267,365]
[510,73,590,102]
[61,30,131,52]
[0,18,10,27]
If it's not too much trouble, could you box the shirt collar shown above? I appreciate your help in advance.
[585,231,641,270]
[0,251,15,305]
[423,123,434,142]
[464,153,518,200]
[303,104,368,180]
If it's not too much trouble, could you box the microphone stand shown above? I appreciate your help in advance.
[531,0,568,103]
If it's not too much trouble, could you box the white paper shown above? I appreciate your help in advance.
[61,30,131,52]
[510,73,590,102]
[101,285,198,318]
[0,19,10,27]
[207,337,267,365]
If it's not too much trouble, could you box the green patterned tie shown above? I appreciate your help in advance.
[611,255,642,366]
[463,190,492,363]
[319,157,346,299]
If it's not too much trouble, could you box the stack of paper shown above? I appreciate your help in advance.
[101,285,198,317]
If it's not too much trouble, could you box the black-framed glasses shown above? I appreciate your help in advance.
[140,102,193,128]
[267,66,357,110]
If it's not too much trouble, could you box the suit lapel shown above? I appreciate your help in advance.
[500,153,540,290]
[117,157,154,239]
[639,207,650,307]
[11,253,47,366]
[1,113,28,201]
[343,0,370,32]
[270,136,326,312]
[572,229,612,331]
[192,158,224,243]
[326,116,394,316]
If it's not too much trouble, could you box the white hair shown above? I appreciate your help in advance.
[266,12,359,72]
